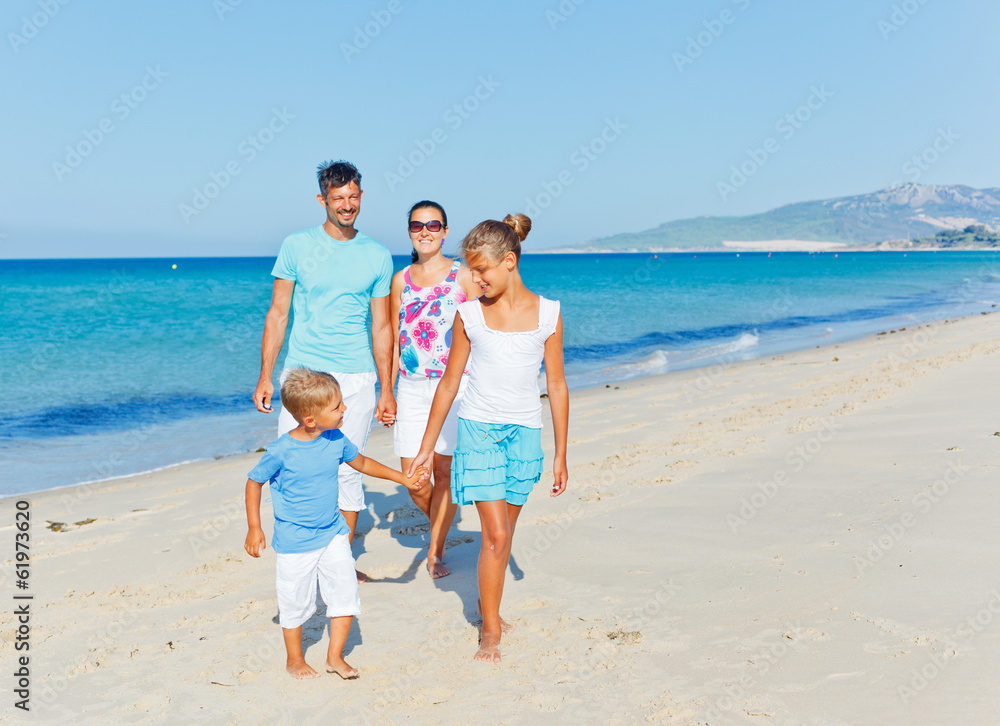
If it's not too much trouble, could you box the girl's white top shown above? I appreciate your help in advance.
[457,296,560,428]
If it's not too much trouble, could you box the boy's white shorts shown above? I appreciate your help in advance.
[278,369,376,512]
[275,533,360,629]
[393,375,467,458]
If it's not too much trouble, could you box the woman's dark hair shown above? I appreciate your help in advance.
[407,200,448,263]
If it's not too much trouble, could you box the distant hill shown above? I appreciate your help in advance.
[900,224,1000,250]
[555,184,1000,252]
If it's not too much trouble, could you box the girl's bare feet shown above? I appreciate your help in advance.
[286,660,320,679]
[325,657,359,680]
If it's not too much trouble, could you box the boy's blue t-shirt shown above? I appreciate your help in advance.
[247,429,358,554]
[271,227,393,373]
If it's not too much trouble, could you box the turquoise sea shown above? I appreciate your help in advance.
[3,251,999,496]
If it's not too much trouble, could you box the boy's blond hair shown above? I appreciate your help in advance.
[280,369,341,423]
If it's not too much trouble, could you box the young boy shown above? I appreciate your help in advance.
[244,368,427,680]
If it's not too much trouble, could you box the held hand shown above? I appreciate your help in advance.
[402,466,430,491]
[407,449,433,479]
[254,379,274,413]
[551,457,568,497]
[245,527,267,557]
[375,391,397,427]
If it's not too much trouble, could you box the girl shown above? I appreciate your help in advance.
[408,213,569,663]
[389,201,481,579]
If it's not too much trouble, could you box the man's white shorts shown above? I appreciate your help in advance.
[278,369,376,512]
[275,534,361,629]
[393,375,467,458]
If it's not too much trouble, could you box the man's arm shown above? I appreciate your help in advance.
[370,294,396,426]
[254,278,294,413]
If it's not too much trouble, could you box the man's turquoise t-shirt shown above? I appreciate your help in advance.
[272,227,393,373]
[247,429,358,554]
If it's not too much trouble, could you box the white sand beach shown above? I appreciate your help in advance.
[4,312,1000,724]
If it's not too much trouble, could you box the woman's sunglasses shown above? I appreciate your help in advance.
[408,220,444,233]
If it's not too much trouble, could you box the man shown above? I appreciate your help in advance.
[254,160,395,582]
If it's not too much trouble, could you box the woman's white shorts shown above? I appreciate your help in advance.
[274,533,360,629]
[393,375,467,458]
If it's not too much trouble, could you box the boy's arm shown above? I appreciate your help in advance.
[245,478,267,557]
[348,454,427,491]
[544,314,569,497]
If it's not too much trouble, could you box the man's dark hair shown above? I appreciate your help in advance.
[316,160,361,196]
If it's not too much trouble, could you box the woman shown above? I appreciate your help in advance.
[389,201,480,578]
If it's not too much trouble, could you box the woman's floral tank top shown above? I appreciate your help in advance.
[398,260,469,379]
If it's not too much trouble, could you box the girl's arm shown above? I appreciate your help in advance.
[386,270,405,423]
[406,312,472,477]
[347,454,427,491]
[456,264,481,301]
[244,479,267,556]
[544,313,569,496]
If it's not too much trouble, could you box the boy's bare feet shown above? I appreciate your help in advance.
[325,657,359,680]
[427,556,450,579]
[475,631,502,663]
[286,660,320,679]
[477,598,513,633]
[356,569,368,583]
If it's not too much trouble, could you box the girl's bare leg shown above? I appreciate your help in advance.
[474,499,514,662]
[324,616,358,679]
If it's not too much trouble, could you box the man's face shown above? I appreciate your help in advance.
[318,182,363,230]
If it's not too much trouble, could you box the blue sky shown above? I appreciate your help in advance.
[3,0,998,258]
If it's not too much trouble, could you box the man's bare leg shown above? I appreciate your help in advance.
[324,615,358,679]
[282,626,320,679]
[340,509,367,583]
[473,499,512,662]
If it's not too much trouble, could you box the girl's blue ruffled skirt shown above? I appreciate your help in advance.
[451,418,544,506]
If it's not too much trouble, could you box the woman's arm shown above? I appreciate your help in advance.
[387,270,405,421]
[456,264,481,301]
[406,312,472,477]
[543,313,568,496]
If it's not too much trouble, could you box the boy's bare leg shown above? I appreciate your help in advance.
[473,499,512,662]
[282,626,320,679]
[340,509,367,583]
[325,616,358,679]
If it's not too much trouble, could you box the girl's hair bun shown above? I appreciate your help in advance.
[502,213,531,242]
